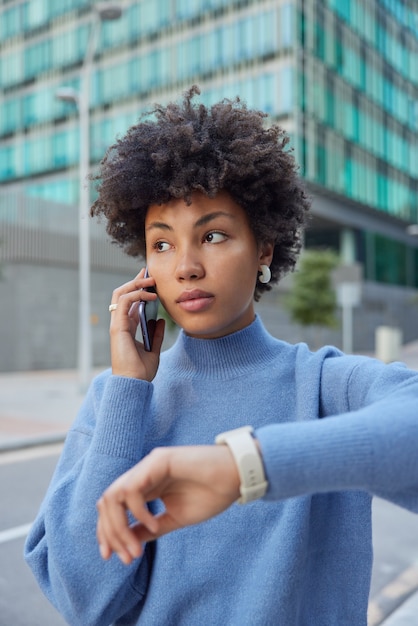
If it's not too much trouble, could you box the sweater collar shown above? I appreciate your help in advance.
[162,315,281,379]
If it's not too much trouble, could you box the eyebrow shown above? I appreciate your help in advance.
[146,211,235,232]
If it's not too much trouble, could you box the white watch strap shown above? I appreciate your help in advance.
[215,426,268,504]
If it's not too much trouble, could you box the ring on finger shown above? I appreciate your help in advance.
[109,303,118,312]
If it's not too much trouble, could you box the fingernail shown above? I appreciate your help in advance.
[117,551,131,565]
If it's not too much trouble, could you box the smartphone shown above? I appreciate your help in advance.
[138,268,160,351]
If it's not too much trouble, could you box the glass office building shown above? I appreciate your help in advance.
[1,0,417,288]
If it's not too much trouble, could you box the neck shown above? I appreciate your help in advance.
[164,316,280,380]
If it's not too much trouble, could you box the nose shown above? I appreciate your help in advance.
[175,248,204,281]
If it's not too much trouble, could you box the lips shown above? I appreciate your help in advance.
[176,289,215,312]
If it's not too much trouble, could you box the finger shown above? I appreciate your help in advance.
[109,292,158,340]
[97,513,143,564]
[109,268,145,307]
[98,461,162,550]
[110,268,157,309]
[122,491,161,536]
[113,288,157,316]
[131,511,183,544]
[108,451,169,533]
[128,301,140,324]
[96,495,142,564]
[96,517,112,560]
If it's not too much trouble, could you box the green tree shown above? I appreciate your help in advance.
[285,249,339,330]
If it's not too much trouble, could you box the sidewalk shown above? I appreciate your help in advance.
[0,367,104,451]
[379,590,418,625]
[1,344,418,625]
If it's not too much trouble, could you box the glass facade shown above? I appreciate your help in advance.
[297,0,418,286]
[0,0,294,203]
[0,0,418,286]
[299,0,418,224]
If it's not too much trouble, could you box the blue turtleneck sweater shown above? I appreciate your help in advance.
[25,317,418,625]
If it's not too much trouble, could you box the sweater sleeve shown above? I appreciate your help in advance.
[256,356,418,513]
[24,370,154,626]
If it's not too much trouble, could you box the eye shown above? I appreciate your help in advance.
[153,241,171,252]
[204,231,227,244]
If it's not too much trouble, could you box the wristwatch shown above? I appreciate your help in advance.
[215,426,268,504]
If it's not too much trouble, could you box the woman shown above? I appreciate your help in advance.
[25,86,418,626]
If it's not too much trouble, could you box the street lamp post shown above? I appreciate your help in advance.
[56,3,122,391]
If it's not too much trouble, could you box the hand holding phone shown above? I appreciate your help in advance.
[110,268,164,381]
[138,268,160,351]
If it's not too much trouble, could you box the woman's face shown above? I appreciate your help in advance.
[145,191,273,339]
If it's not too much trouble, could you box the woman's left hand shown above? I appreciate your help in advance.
[96,444,240,565]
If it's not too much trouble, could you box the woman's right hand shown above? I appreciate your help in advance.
[109,268,165,381]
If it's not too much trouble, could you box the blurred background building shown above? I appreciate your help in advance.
[0,0,418,371]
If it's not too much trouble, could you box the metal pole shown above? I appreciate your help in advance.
[342,303,353,354]
[77,94,91,391]
[77,18,101,392]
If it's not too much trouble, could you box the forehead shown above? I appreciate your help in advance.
[145,191,248,226]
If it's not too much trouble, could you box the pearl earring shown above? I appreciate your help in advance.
[259,265,271,284]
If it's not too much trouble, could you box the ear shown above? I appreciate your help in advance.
[258,241,274,267]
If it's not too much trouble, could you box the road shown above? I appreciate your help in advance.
[0,445,66,626]
[1,444,418,625]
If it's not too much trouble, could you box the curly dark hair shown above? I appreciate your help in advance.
[91,85,310,300]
